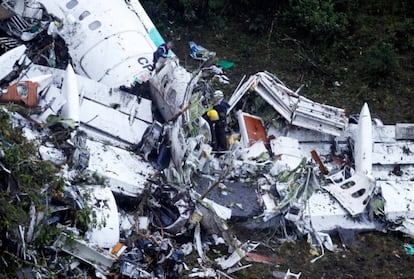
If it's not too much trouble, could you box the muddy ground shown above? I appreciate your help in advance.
[231,229,414,279]
[166,26,414,278]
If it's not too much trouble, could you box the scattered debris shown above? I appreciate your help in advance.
[1,0,414,278]
[189,41,216,61]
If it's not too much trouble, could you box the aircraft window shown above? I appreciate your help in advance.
[340,180,355,189]
[79,11,91,20]
[89,21,102,30]
[351,188,366,198]
[66,0,78,9]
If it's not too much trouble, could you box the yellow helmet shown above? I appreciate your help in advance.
[207,109,219,121]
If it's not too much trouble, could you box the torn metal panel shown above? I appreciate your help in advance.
[215,241,260,270]
[23,64,152,144]
[77,185,120,248]
[268,123,336,143]
[193,222,205,260]
[149,58,197,122]
[395,218,414,237]
[38,144,66,165]
[270,136,304,169]
[188,268,217,278]
[19,73,53,93]
[201,197,232,220]
[120,262,152,278]
[79,98,149,144]
[291,96,347,136]
[54,232,116,274]
[32,85,66,122]
[82,86,153,124]
[304,191,378,232]
[325,166,354,185]
[372,142,414,165]
[371,124,398,142]
[379,181,414,221]
[261,192,278,216]
[360,123,400,144]
[22,64,154,124]
[322,172,376,216]
[0,37,20,52]
[395,123,414,140]
[228,72,347,136]
[0,44,26,81]
[86,139,154,198]
[168,118,188,177]
[245,140,268,159]
[149,184,194,235]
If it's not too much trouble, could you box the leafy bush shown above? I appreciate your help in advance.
[283,0,350,43]
[362,41,399,80]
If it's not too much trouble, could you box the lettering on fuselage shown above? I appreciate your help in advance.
[137,57,153,71]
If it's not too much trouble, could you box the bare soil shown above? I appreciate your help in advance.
[232,230,414,279]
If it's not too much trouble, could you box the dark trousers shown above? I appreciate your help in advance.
[215,122,227,151]
[156,143,171,170]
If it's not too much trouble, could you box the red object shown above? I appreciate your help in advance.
[311,150,328,174]
[2,81,39,107]
[242,113,268,147]
[244,252,283,264]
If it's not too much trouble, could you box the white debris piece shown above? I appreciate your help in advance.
[270,136,304,169]
[38,145,66,165]
[0,45,27,81]
[201,197,232,220]
[379,181,414,221]
[322,172,376,216]
[215,241,260,270]
[86,139,154,198]
[396,218,414,237]
[304,191,378,232]
[33,85,67,123]
[78,185,120,248]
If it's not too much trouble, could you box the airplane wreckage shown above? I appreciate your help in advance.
[1,0,414,278]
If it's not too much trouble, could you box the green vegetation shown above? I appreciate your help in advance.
[0,108,102,276]
[0,109,59,272]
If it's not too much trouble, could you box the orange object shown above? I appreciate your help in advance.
[1,81,39,107]
[111,242,126,256]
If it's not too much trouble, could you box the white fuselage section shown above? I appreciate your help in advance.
[39,0,165,87]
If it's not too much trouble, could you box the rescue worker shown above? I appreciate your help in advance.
[152,41,174,70]
[202,109,219,150]
[212,90,230,151]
